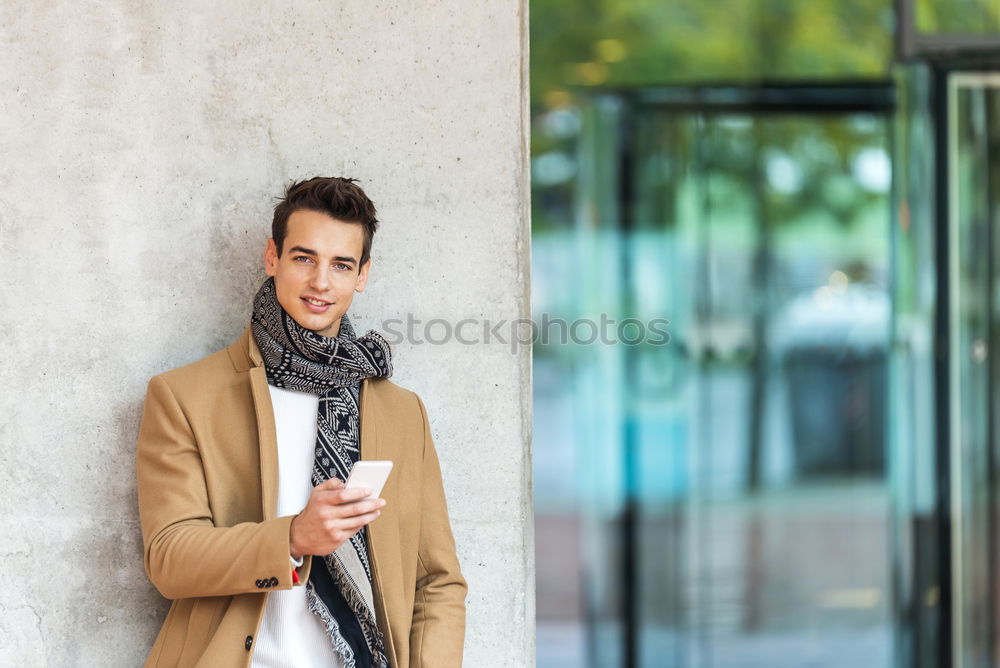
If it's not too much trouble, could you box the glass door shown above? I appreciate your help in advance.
[892,62,1000,668]
[565,86,896,668]
[946,71,1000,668]
[889,62,944,668]
[655,109,894,668]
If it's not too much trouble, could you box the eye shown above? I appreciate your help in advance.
[293,255,313,264]
[333,262,351,271]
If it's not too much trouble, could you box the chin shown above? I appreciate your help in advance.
[306,316,341,335]
[287,311,323,331]
[306,318,336,333]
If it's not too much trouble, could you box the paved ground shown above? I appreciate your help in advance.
[536,481,891,667]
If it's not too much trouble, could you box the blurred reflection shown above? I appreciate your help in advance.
[534,99,892,667]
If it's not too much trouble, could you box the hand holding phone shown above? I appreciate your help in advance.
[290,461,394,557]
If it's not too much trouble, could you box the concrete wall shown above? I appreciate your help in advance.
[0,2,532,665]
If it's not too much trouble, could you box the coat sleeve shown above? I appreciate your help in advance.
[136,374,310,600]
[408,395,468,667]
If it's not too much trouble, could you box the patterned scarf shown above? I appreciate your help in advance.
[251,277,392,668]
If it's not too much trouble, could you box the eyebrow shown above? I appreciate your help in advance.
[288,245,357,264]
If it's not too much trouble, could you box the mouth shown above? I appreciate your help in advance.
[301,296,333,313]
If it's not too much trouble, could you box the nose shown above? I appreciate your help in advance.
[310,263,331,291]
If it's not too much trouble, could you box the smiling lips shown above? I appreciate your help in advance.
[302,296,333,312]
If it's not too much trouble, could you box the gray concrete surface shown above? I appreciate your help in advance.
[0,1,532,665]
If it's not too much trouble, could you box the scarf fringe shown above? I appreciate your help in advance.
[327,552,389,668]
[306,582,358,668]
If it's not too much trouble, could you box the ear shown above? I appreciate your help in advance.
[355,259,372,293]
[264,238,279,276]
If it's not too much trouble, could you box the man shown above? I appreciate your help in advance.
[136,177,467,668]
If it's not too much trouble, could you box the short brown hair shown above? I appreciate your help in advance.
[272,177,379,265]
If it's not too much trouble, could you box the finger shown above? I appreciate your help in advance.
[334,499,385,517]
[316,478,345,491]
[333,487,373,504]
[313,487,372,507]
[334,510,382,530]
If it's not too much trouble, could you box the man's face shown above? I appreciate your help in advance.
[264,209,370,338]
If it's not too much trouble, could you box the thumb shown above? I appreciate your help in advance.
[317,477,345,491]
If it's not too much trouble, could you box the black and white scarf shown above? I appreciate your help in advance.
[251,277,392,668]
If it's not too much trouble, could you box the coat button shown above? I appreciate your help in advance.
[254,579,263,588]
[245,635,253,651]
[269,576,278,587]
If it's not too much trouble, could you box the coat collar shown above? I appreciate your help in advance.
[226,326,262,372]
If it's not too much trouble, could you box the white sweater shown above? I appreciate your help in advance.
[251,386,344,668]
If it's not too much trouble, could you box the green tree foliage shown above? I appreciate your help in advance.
[916,0,1000,33]
[531,0,894,110]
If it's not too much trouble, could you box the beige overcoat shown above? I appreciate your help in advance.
[136,326,467,667]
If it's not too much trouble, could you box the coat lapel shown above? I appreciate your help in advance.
[249,366,279,520]
[244,328,280,521]
[359,379,400,664]
[360,378,379,461]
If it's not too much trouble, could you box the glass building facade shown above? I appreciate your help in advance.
[533,2,1000,666]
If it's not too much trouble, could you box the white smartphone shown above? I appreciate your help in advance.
[345,460,394,500]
